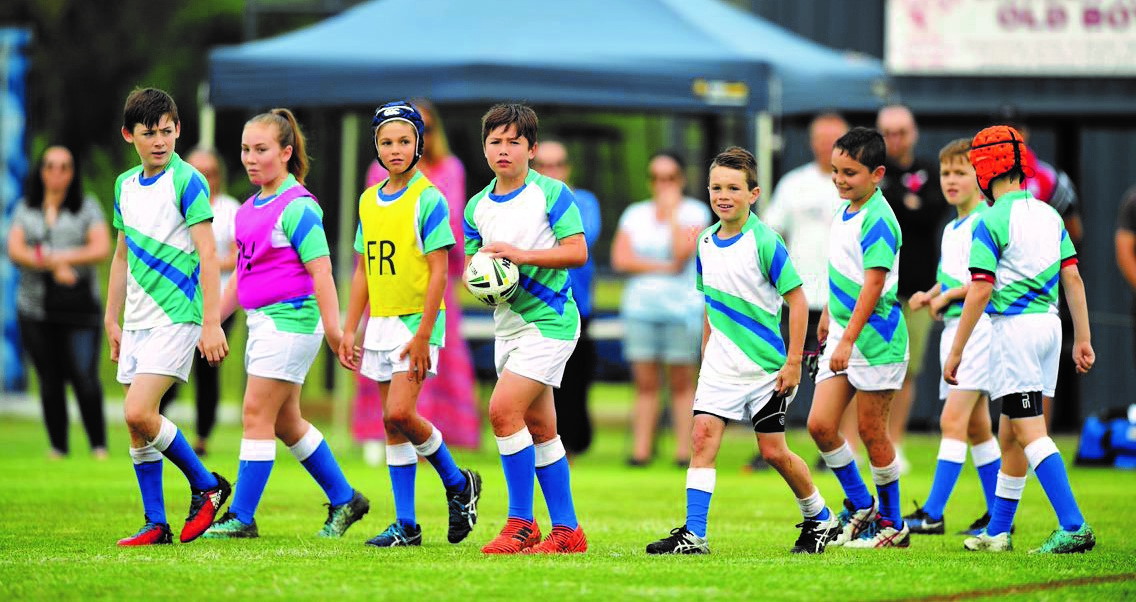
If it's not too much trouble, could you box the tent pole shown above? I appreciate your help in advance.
[197,81,215,149]
[333,111,360,443]
[755,111,773,214]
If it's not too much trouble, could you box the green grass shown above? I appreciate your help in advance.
[1,412,1134,600]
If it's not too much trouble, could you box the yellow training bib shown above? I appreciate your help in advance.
[358,173,446,317]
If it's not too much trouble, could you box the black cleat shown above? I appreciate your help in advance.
[446,469,482,544]
[646,526,710,555]
[791,509,841,554]
[904,502,945,535]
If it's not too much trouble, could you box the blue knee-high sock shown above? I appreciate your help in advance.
[685,467,715,538]
[821,443,873,509]
[1028,439,1085,531]
[535,437,578,529]
[229,439,276,525]
[151,417,217,491]
[415,428,466,492]
[987,472,1025,536]
[922,438,967,520]
[386,442,418,527]
[971,438,1002,515]
[497,429,535,522]
[291,428,353,507]
[872,461,902,525]
[131,445,166,524]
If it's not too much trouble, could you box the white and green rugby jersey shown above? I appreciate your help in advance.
[250,175,331,335]
[464,169,583,341]
[696,215,803,384]
[827,188,909,365]
[113,153,212,329]
[936,203,988,320]
[969,189,1076,316]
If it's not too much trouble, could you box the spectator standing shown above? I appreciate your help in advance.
[612,151,710,467]
[353,99,480,457]
[7,146,111,459]
[1117,185,1136,381]
[533,140,602,457]
[877,104,950,472]
[159,147,241,456]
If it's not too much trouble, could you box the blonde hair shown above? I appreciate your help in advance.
[246,108,310,184]
[939,138,972,164]
[710,146,758,190]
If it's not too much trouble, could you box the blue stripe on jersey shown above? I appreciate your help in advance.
[705,295,786,355]
[289,207,323,251]
[711,230,744,247]
[519,273,569,315]
[463,219,481,246]
[830,278,903,342]
[973,222,1000,261]
[860,219,897,255]
[547,187,574,228]
[696,255,702,275]
[830,278,857,312]
[769,242,789,286]
[1002,271,1060,316]
[181,173,208,218]
[867,302,904,342]
[124,234,200,300]
[279,294,310,310]
[421,199,447,242]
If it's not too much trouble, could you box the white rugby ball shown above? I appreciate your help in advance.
[464,252,520,306]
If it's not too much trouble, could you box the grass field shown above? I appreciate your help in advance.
[1,408,1134,601]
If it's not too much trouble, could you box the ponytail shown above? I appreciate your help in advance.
[247,108,310,183]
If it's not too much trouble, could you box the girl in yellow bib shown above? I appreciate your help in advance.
[339,101,481,548]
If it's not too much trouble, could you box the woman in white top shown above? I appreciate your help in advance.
[612,151,711,466]
[158,147,242,456]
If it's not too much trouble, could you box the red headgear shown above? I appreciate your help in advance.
[969,125,1032,199]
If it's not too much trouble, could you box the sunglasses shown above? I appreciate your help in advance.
[649,172,680,183]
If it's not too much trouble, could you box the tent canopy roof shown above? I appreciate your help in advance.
[209,0,888,115]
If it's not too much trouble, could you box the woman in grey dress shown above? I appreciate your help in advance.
[7,146,111,458]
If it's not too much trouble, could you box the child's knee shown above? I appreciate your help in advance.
[758,441,792,469]
[807,415,836,445]
[123,404,157,436]
[383,407,415,432]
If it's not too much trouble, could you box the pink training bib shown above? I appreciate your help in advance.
[234,184,318,310]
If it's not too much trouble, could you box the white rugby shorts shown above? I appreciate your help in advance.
[988,313,1060,401]
[694,374,795,431]
[117,323,200,384]
[939,315,993,400]
[494,335,577,388]
[245,314,323,384]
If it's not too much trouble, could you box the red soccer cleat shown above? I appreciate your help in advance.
[180,472,231,543]
[117,522,173,546]
[481,518,542,554]
[524,524,587,554]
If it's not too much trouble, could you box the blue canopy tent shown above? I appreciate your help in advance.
[207,0,889,201]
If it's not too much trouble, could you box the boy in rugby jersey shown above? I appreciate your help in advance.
[806,127,911,549]
[107,88,231,545]
[465,104,588,554]
[903,139,1002,536]
[645,147,838,555]
[336,101,480,548]
[945,125,1095,553]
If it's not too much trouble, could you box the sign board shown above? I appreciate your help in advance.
[886,0,1136,76]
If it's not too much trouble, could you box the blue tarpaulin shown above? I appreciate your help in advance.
[209,0,887,115]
